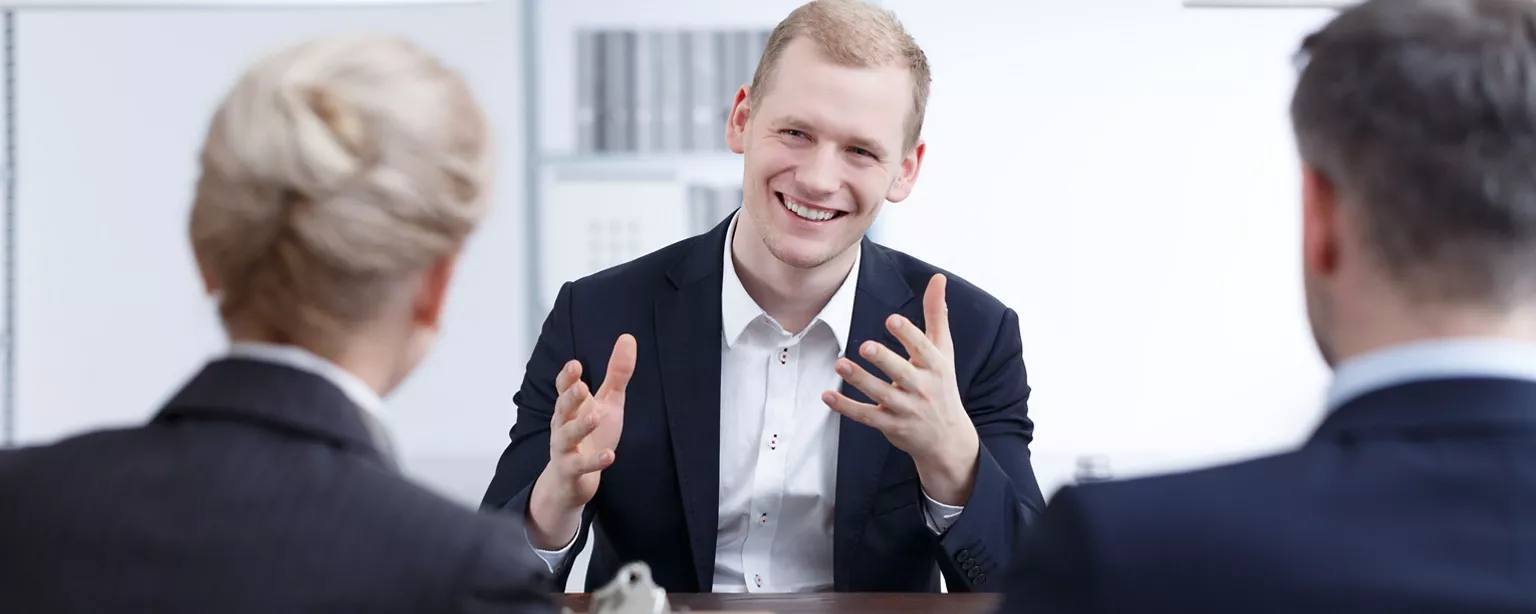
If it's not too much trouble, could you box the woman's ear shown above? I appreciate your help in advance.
[413,254,460,329]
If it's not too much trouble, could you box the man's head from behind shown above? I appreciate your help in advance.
[1292,0,1536,365]
[726,0,929,271]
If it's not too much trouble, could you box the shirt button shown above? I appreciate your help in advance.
[779,348,788,364]
[769,434,778,450]
[754,573,763,588]
[759,512,768,524]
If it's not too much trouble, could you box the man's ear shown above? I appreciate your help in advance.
[1301,164,1340,278]
[885,138,926,203]
[725,85,752,154]
[413,254,460,329]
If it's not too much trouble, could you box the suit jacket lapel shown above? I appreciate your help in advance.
[655,218,729,591]
[833,239,916,590]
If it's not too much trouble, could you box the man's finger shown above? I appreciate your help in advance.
[923,274,954,354]
[552,381,591,428]
[822,390,893,431]
[835,357,911,411]
[882,315,939,372]
[858,338,923,389]
[555,360,582,396]
[552,405,601,452]
[567,448,616,475]
[598,334,638,402]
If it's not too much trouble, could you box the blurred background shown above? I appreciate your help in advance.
[0,0,1337,591]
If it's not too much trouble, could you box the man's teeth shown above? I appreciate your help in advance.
[783,196,837,221]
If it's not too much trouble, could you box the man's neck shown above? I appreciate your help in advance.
[1328,300,1536,365]
[731,222,858,335]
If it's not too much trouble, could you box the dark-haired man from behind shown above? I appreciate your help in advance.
[1000,0,1536,612]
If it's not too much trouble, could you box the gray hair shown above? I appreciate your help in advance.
[1291,0,1536,306]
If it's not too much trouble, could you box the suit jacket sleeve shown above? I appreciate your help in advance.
[456,519,562,614]
[997,486,1098,614]
[480,281,598,588]
[930,307,1047,592]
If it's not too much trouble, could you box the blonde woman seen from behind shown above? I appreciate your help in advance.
[0,34,557,614]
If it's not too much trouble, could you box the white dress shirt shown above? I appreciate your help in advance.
[224,340,397,462]
[533,213,963,591]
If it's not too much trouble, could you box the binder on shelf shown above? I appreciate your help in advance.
[633,31,658,153]
[592,30,609,152]
[690,30,720,151]
[655,30,685,153]
[622,30,640,152]
[575,30,599,153]
[744,29,767,87]
[570,27,774,155]
[713,30,734,147]
[599,30,632,152]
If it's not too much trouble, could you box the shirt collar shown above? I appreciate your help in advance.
[1326,337,1536,412]
[721,211,860,352]
[225,341,386,419]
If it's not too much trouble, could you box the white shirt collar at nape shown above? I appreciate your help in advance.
[224,340,386,420]
[720,211,861,353]
[1325,337,1536,412]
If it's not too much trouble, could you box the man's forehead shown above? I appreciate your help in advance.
[756,66,911,150]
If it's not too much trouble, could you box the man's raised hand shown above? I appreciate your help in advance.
[526,334,636,549]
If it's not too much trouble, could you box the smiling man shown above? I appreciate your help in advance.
[482,0,1044,594]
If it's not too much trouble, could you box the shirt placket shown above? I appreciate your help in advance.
[740,332,800,592]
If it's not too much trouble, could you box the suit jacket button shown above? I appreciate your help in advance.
[957,549,971,562]
[961,559,974,571]
[967,567,979,579]
[976,573,987,584]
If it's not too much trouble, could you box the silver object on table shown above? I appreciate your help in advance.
[564,561,675,614]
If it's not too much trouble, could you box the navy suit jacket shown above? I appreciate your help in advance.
[1000,377,1536,613]
[482,215,1045,593]
[0,358,556,614]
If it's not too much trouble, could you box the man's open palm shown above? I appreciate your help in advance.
[548,334,637,508]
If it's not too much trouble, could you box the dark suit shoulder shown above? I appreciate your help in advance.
[1069,449,1314,539]
[0,425,158,486]
[1038,448,1331,606]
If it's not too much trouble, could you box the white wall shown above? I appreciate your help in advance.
[879,0,1339,497]
[13,0,527,506]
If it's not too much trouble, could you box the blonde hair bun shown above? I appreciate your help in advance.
[190,33,492,346]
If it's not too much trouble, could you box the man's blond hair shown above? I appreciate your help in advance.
[749,0,930,152]
[189,33,492,354]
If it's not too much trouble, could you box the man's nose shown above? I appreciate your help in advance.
[794,146,841,198]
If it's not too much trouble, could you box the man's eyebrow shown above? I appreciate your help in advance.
[778,116,889,158]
